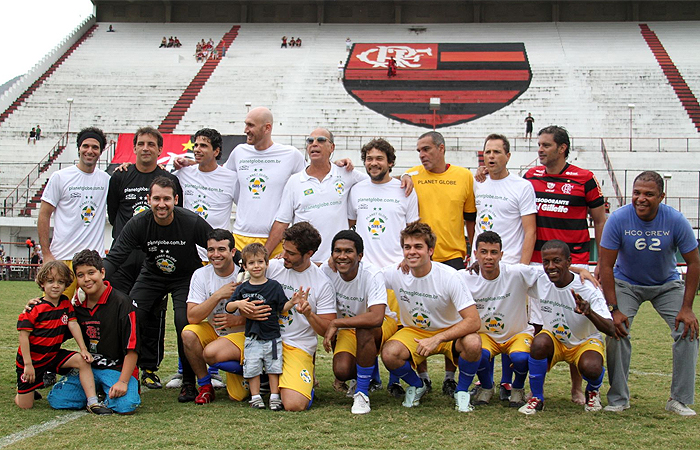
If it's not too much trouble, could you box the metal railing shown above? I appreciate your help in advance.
[600,139,624,207]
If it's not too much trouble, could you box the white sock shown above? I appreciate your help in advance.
[270,393,280,401]
[251,394,262,402]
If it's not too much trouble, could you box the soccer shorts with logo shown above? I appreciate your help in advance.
[480,332,533,358]
[333,316,399,357]
[182,322,249,401]
[279,343,314,401]
[387,326,457,367]
[16,349,76,394]
[540,330,605,370]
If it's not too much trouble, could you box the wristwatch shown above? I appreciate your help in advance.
[608,304,619,313]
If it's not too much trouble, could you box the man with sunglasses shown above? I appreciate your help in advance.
[266,129,367,263]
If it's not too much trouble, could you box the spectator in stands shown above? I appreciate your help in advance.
[37,127,110,300]
[107,25,115,32]
[210,47,219,60]
[174,37,182,48]
[159,37,167,48]
[30,247,41,280]
[2,256,9,281]
[295,37,302,47]
[35,125,41,141]
[167,37,174,48]
[28,128,37,145]
[289,37,296,47]
[338,61,344,81]
[281,36,288,48]
[207,38,215,49]
[387,57,397,77]
[346,38,352,52]
[524,113,535,140]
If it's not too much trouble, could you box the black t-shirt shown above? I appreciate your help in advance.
[107,165,183,239]
[104,207,213,279]
[74,283,139,371]
[230,279,288,340]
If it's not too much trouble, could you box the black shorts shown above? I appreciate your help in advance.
[439,257,466,270]
[16,349,76,394]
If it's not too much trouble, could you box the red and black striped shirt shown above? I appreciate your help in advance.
[524,163,604,264]
[17,296,76,369]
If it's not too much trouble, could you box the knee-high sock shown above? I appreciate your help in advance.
[210,360,243,375]
[457,356,480,392]
[528,356,548,401]
[357,364,374,395]
[389,361,423,388]
[388,373,400,385]
[476,349,494,389]
[510,352,529,389]
[500,352,513,384]
[583,367,605,392]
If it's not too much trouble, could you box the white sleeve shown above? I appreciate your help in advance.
[366,270,388,308]
[224,149,237,171]
[406,190,420,223]
[584,283,612,320]
[274,177,296,224]
[315,280,337,315]
[518,264,542,288]
[186,269,207,304]
[292,150,305,174]
[519,182,537,216]
[449,272,475,311]
[350,169,369,186]
[528,296,543,325]
[381,265,398,290]
[40,172,62,207]
[347,188,358,220]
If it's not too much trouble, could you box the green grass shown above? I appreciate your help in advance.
[0,281,699,449]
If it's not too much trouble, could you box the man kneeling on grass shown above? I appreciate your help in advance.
[47,250,141,414]
[519,240,614,415]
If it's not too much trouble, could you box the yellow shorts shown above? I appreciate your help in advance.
[233,234,283,258]
[333,316,399,357]
[480,332,533,358]
[279,343,315,400]
[387,326,456,367]
[182,322,249,401]
[61,260,77,300]
[540,330,605,371]
[386,290,401,323]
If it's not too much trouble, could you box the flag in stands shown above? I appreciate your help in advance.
[344,43,532,128]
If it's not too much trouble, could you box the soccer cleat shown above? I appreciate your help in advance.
[211,373,226,389]
[509,388,527,408]
[249,396,266,409]
[86,402,114,415]
[165,373,183,389]
[473,386,495,405]
[402,382,428,408]
[422,378,433,394]
[518,397,544,415]
[269,397,284,411]
[603,403,630,412]
[368,379,383,393]
[194,384,215,404]
[33,391,42,400]
[178,383,197,403]
[499,382,512,401]
[584,390,602,412]
[345,379,357,398]
[388,383,405,398]
[442,379,457,397]
[43,371,57,388]
[351,392,371,415]
[333,378,349,393]
[141,370,162,389]
[665,398,697,416]
[455,391,474,413]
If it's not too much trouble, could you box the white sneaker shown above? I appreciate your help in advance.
[665,398,697,416]
[518,397,544,415]
[402,382,429,408]
[165,373,183,389]
[351,392,371,414]
[345,379,357,398]
[454,391,474,413]
[473,386,494,405]
[211,373,226,389]
[603,403,630,412]
[584,390,602,412]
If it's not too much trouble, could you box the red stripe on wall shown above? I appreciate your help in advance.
[353,90,520,103]
[344,69,530,81]
[440,52,526,62]
[391,113,476,125]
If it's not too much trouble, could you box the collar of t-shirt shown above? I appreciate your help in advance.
[76,281,113,310]
[301,165,334,182]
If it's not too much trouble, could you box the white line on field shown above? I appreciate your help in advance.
[0,411,85,448]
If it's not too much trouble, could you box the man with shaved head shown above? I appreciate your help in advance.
[223,107,305,256]
[266,128,367,263]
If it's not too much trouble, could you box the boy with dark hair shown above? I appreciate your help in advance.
[226,243,298,410]
[47,250,141,414]
[16,261,111,414]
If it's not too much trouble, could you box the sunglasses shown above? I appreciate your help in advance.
[306,136,332,144]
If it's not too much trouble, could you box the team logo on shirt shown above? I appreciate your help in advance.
[300,369,312,384]
[478,213,494,231]
[80,196,99,225]
[248,168,268,196]
[192,195,210,219]
[156,252,177,274]
[484,314,505,332]
[61,314,69,325]
[367,208,388,236]
[133,204,149,216]
[335,180,345,195]
[561,183,573,195]
[303,188,314,196]
[546,182,556,192]
[279,310,293,329]
[412,312,431,328]
[551,321,572,342]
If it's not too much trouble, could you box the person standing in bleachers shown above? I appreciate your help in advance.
[346,38,352,52]
[35,125,41,141]
[159,37,167,48]
[524,113,535,140]
[281,36,288,48]
[28,128,36,145]
[337,61,344,81]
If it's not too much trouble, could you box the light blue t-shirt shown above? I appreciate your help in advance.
[600,203,698,286]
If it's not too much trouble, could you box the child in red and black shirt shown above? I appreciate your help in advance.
[16,261,111,414]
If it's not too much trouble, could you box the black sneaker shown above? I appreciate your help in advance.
[388,383,405,398]
[369,379,383,393]
[86,402,114,415]
[422,378,433,393]
[442,379,457,397]
[43,371,57,388]
[33,391,42,400]
[178,383,197,403]
[499,382,512,402]
[141,370,162,389]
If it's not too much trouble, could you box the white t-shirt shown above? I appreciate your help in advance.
[383,262,474,331]
[320,261,393,322]
[348,178,419,268]
[224,143,305,238]
[41,165,110,260]
[528,274,611,347]
[461,263,540,343]
[175,164,237,260]
[276,165,367,262]
[474,173,537,264]
[266,259,336,356]
[186,264,243,336]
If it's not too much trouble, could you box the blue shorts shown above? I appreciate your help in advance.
[47,368,140,414]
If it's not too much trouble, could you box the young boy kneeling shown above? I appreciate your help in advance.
[16,261,111,414]
[47,250,141,414]
[226,243,299,411]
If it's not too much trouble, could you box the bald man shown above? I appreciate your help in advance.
[266,128,367,263]
[224,107,305,256]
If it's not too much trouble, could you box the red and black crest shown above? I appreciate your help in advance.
[343,43,531,129]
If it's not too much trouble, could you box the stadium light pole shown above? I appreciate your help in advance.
[429,97,441,131]
[66,98,74,137]
[628,103,635,152]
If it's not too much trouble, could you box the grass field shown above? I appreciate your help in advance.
[0,281,698,449]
